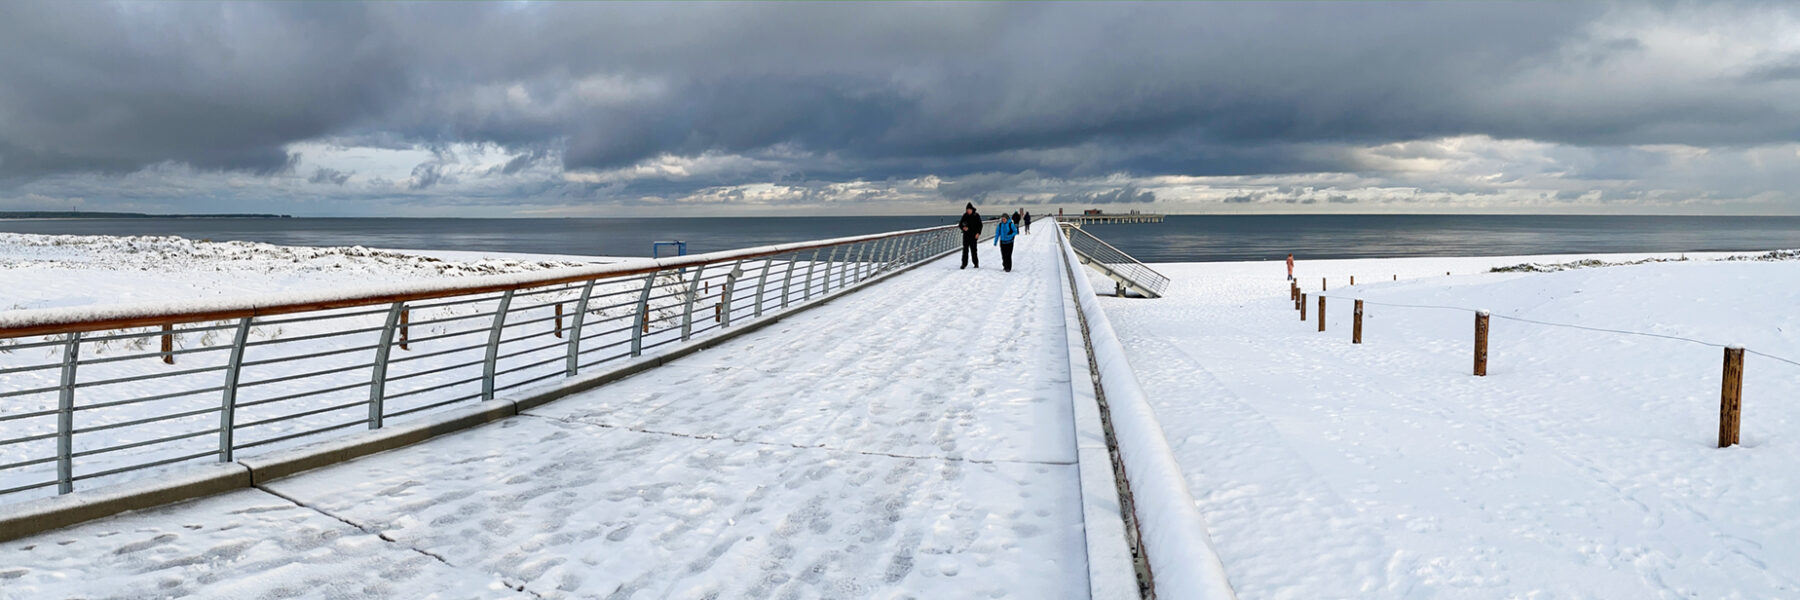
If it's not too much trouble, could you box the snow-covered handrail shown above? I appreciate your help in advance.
[1057,225,1237,599]
[0,223,963,337]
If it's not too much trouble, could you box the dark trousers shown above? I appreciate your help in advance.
[961,233,980,268]
[999,242,1014,271]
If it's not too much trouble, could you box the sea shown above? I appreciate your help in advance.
[4,214,1800,263]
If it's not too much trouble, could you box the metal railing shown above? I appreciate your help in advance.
[1062,224,1170,297]
[0,223,981,504]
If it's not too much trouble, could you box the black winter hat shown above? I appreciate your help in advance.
[965,203,975,211]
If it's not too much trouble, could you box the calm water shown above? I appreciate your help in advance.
[4,215,1800,263]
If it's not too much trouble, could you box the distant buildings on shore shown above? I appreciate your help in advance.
[0,211,292,219]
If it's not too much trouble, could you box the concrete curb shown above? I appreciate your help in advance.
[0,462,250,542]
[239,400,520,485]
[0,244,961,543]
[1056,230,1148,600]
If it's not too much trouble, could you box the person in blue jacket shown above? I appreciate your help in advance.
[993,213,1020,272]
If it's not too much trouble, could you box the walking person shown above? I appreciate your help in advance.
[1022,211,1032,234]
[959,203,983,269]
[994,213,1019,272]
[1286,253,1296,281]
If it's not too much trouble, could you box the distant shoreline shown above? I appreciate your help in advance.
[0,211,291,219]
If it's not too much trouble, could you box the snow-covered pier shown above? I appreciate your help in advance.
[1,228,1187,598]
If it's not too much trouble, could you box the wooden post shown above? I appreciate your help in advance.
[1317,295,1326,332]
[1321,277,1327,291]
[1350,276,1355,286]
[1474,310,1489,376]
[1300,293,1307,321]
[714,303,721,323]
[398,309,410,351]
[161,324,174,365]
[554,303,564,338]
[1393,274,1397,281]
[1719,345,1745,448]
[1353,299,1363,344]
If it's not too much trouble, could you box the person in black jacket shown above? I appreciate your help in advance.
[958,203,983,269]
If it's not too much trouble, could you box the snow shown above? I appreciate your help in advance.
[0,489,529,599]
[1096,250,1800,599]
[1055,229,1235,599]
[1,227,1095,598]
[15,222,1799,598]
[0,232,614,314]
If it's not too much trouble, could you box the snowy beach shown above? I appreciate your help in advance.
[0,232,618,312]
[1102,251,1800,598]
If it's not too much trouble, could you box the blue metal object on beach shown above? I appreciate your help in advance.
[652,240,687,258]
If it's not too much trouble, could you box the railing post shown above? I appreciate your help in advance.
[681,264,708,341]
[856,242,871,282]
[842,244,862,288]
[1474,310,1490,377]
[368,302,405,430]
[567,280,595,376]
[482,290,516,401]
[160,324,174,365]
[1353,299,1364,344]
[1719,345,1745,448]
[1318,295,1326,332]
[822,246,841,296]
[870,239,885,278]
[219,316,253,462]
[784,252,806,309]
[753,257,774,318]
[721,261,742,328]
[630,272,656,357]
[55,332,80,494]
[554,303,564,338]
[803,248,823,301]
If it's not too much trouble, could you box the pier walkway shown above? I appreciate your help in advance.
[1,229,1095,598]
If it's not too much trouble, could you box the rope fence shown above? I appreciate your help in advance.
[1286,275,1793,448]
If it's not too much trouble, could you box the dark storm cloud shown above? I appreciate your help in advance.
[409,163,448,190]
[936,171,1042,202]
[1050,185,1156,206]
[2,1,1798,195]
[0,3,407,179]
[308,168,352,186]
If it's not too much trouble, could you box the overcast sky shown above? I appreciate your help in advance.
[3,1,1799,217]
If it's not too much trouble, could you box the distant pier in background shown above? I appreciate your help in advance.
[1055,213,1165,225]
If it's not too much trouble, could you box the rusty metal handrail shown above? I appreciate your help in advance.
[0,222,977,503]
